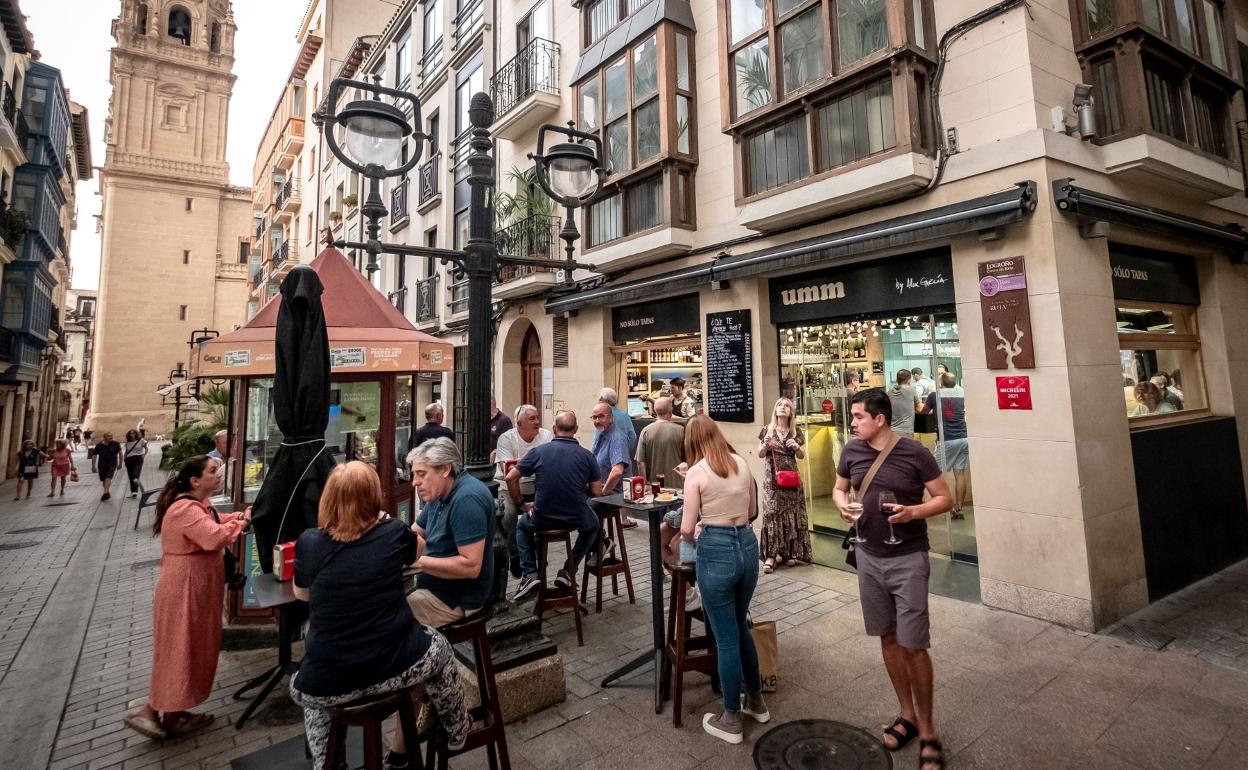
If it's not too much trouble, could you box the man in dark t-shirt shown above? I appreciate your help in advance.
[508,410,603,600]
[410,403,455,449]
[489,397,513,454]
[90,433,122,501]
[833,388,952,769]
[407,438,493,627]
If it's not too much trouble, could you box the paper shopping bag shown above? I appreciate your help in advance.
[750,619,780,693]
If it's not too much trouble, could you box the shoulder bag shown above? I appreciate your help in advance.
[841,433,900,569]
[769,432,802,489]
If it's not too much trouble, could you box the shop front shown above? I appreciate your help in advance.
[767,248,977,592]
[195,247,453,620]
[612,295,705,426]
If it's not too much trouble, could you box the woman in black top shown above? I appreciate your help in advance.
[14,441,45,500]
[289,461,470,770]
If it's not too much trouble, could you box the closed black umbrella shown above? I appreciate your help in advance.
[251,265,336,571]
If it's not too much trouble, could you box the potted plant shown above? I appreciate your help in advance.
[328,210,343,223]
[343,193,358,209]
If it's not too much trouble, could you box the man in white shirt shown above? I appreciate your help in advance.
[495,404,553,578]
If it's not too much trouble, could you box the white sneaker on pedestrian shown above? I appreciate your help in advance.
[741,692,771,723]
[703,711,744,744]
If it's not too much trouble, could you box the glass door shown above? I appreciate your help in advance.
[779,312,976,568]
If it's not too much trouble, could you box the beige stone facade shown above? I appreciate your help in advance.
[88,0,251,436]
[301,0,1248,630]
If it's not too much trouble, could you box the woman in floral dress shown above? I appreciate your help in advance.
[757,397,812,572]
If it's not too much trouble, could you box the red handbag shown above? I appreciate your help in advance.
[771,446,801,489]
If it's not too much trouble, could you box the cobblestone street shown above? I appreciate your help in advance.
[3,445,1248,769]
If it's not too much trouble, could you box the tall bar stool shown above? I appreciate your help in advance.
[533,529,584,646]
[580,505,635,612]
[422,608,511,769]
[322,686,423,770]
[660,562,718,727]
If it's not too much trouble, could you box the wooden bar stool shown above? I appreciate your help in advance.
[534,529,584,646]
[660,562,718,728]
[422,608,511,769]
[580,506,635,612]
[322,686,423,770]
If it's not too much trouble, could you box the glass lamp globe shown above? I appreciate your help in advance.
[544,142,599,201]
[339,100,410,169]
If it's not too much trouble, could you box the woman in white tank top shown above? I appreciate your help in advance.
[679,415,769,744]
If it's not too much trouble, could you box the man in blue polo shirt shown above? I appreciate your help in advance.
[507,411,603,600]
[407,437,494,627]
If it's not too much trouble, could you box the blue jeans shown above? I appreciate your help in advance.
[696,525,761,713]
[516,504,599,578]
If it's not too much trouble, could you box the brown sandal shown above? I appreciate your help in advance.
[164,712,214,736]
[122,714,167,741]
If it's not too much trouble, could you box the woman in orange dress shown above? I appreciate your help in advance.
[123,455,251,740]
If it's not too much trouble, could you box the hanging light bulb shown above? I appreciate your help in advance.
[872,329,879,337]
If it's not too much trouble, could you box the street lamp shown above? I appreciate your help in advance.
[168,364,187,426]
[529,122,607,285]
[316,79,600,489]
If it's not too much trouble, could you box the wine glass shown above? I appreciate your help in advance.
[879,491,902,545]
[846,489,867,543]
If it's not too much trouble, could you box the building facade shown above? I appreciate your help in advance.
[88,0,252,436]
[301,0,1248,631]
[64,289,97,429]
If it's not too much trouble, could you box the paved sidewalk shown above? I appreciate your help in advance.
[1,448,1246,769]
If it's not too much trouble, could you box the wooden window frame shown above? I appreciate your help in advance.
[582,0,655,50]
[1074,26,1239,163]
[716,0,932,131]
[1069,0,1235,76]
[574,22,698,248]
[1116,300,1210,426]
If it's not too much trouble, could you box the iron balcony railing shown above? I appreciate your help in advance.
[273,239,290,266]
[13,108,27,151]
[274,178,292,210]
[491,39,560,120]
[414,275,438,323]
[451,129,471,176]
[452,0,484,47]
[495,214,559,282]
[390,177,410,224]
[448,276,469,315]
[420,38,445,87]
[251,259,264,285]
[418,153,441,206]
[2,82,15,125]
[254,219,265,239]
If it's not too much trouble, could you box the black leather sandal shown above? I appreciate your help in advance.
[919,738,945,769]
[882,716,918,751]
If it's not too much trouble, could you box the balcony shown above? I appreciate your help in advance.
[0,82,26,158]
[494,214,561,299]
[250,259,264,286]
[452,0,484,51]
[277,117,306,169]
[418,153,441,212]
[490,39,560,141]
[413,275,438,325]
[254,219,266,240]
[390,177,410,228]
[272,239,291,268]
[420,40,446,89]
[275,178,301,222]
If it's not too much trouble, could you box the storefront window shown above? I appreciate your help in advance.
[394,375,415,484]
[329,381,382,466]
[1111,246,1206,422]
[1118,306,1206,419]
[624,343,704,417]
[243,378,283,503]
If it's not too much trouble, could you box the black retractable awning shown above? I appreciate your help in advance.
[1052,178,1246,262]
[546,181,1038,314]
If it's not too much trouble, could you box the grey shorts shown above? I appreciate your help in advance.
[856,548,931,650]
[938,438,969,470]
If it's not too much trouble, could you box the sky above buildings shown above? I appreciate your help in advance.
[26,0,310,290]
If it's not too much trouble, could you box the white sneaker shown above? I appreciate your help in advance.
[740,693,771,723]
[702,712,744,744]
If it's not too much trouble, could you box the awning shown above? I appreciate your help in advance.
[1052,178,1247,262]
[194,247,453,378]
[546,181,1038,314]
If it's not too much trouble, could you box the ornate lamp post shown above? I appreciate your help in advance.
[316,80,601,486]
[529,122,607,284]
[168,364,187,426]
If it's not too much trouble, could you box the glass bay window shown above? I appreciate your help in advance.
[576,23,696,247]
[721,0,934,199]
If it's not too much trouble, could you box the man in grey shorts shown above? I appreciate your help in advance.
[833,389,953,770]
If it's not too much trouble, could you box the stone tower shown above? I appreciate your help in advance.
[88,0,251,435]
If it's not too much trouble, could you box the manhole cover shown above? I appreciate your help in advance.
[754,720,892,770]
[0,542,40,551]
[7,526,57,534]
[130,558,162,571]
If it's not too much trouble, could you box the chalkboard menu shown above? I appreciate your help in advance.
[706,310,754,423]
